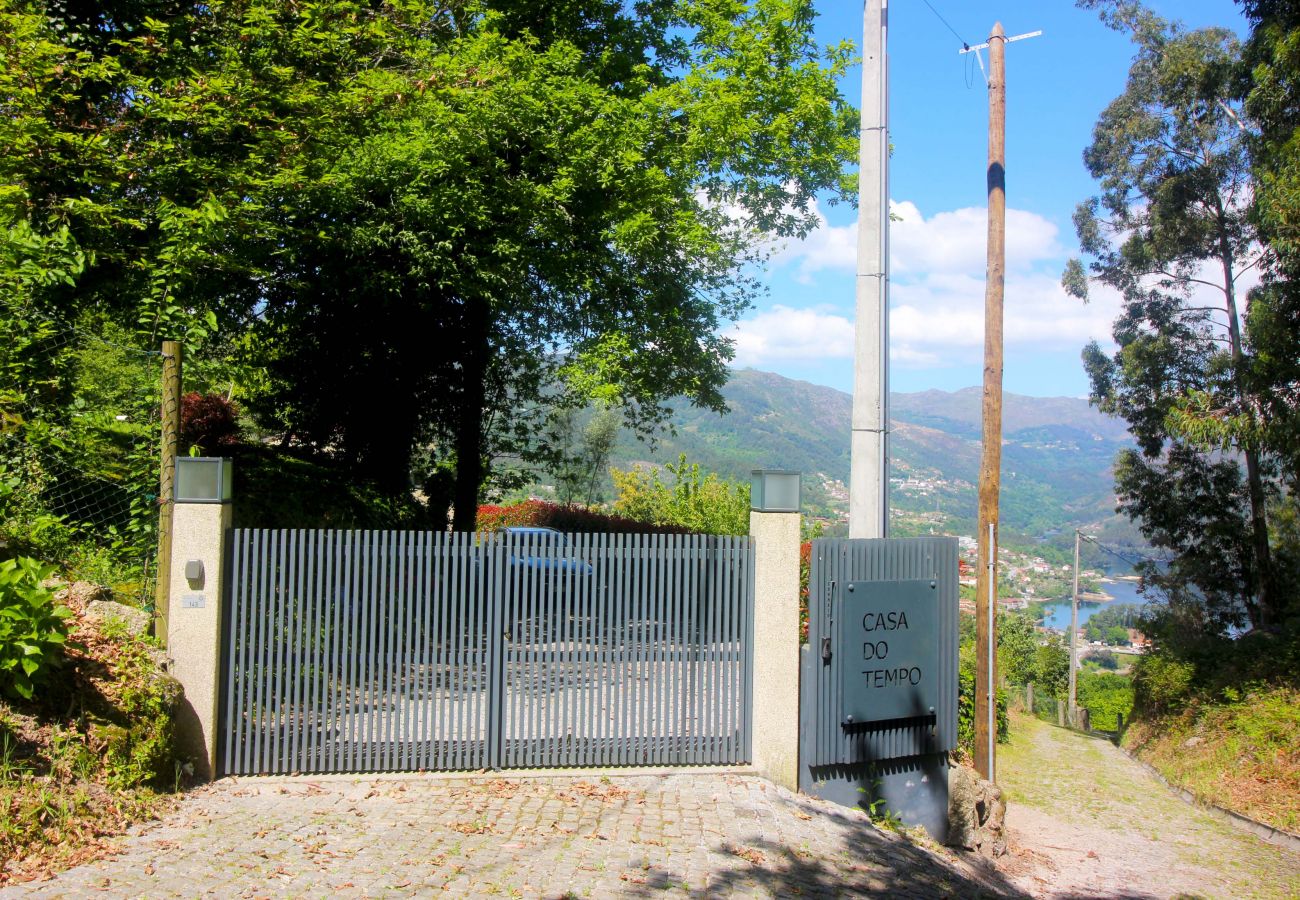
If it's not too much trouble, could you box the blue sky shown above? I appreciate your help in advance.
[729,0,1249,398]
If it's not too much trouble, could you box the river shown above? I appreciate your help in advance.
[1037,577,1146,630]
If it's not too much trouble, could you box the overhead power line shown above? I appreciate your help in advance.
[1077,533,1175,569]
[917,0,970,49]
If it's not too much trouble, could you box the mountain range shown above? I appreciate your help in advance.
[602,368,1142,555]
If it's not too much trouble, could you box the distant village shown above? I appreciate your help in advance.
[956,538,1151,653]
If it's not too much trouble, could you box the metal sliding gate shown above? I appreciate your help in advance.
[221,530,754,776]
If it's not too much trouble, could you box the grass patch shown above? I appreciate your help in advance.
[1123,684,1300,833]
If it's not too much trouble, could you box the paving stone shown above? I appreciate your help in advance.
[0,774,1021,898]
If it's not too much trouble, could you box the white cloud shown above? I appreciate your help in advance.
[769,199,1064,280]
[735,197,1122,370]
[730,306,855,366]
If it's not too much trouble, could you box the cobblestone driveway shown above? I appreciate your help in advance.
[1,772,1020,898]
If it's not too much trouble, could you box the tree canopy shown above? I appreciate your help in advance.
[2,0,858,530]
[1068,0,1290,632]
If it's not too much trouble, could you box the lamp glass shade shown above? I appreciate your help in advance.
[175,457,233,503]
[750,469,800,513]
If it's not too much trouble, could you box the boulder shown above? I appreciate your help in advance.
[56,581,111,610]
[947,763,1007,857]
[84,599,152,638]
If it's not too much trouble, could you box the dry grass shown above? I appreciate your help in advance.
[1123,685,1300,833]
[0,590,179,885]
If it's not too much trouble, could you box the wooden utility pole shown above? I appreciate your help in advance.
[960,19,1041,784]
[973,22,1007,783]
[1068,529,1081,725]
[154,340,182,643]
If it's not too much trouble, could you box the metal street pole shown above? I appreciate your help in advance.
[1068,529,1080,725]
[849,0,889,539]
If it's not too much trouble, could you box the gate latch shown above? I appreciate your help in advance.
[821,636,832,662]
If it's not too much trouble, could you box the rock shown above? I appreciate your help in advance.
[948,764,1007,857]
[84,599,152,638]
[56,581,111,610]
[1183,735,1204,749]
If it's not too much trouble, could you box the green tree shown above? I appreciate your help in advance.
[1068,1,1283,630]
[1033,635,1071,700]
[229,1,858,527]
[997,611,1039,686]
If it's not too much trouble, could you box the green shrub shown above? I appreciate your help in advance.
[610,455,750,536]
[1077,671,1134,730]
[1131,652,1196,715]
[957,640,1008,760]
[0,557,71,700]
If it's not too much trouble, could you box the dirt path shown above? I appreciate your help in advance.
[996,712,1300,899]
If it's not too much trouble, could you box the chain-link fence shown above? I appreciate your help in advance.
[0,317,162,607]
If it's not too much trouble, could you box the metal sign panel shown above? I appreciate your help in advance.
[838,579,939,723]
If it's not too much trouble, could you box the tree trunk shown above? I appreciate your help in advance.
[452,305,491,533]
[1217,220,1276,628]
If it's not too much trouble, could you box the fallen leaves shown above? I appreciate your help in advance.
[726,844,767,866]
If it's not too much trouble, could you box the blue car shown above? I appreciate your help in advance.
[502,526,595,578]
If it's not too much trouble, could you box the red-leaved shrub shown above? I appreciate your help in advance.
[180,392,241,453]
[477,500,690,535]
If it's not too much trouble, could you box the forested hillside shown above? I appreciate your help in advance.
[584,369,1141,556]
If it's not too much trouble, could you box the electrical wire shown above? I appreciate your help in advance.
[917,0,969,50]
[1078,532,1175,570]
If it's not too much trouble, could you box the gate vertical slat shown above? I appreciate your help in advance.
[644,533,658,764]
[416,531,428,770]
[684,535,696,762]
[364,530,379,773]
[303,530,319,774]
[394,531,407,770]
[300,530,316,774]
[470,530,484,770]
[415,531,430,771]
[435,532,449,772]
[650,531,662,764]
[270,530,288,773]
[631,532,645,765]
[222,530,243,776]
[508,531,520,769]
[350,531,363,774]
[705,539,718,763]
[526,532,539,768]
[748,538,759,764]
[344,531,359,773]
[311,531,325,773]
[293,530,307,774]
[287,529,303,774]
[669,534,681,763]
[732,535,744,764]
[483,532,498,771]
[380,529,393,771]
[257,529,273,774]
[402,529,415,769]
[584,532,597,768]
[575,532,587,768]
[324,531,340,773]
[665,535,678,763]
[452,531,465,771]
